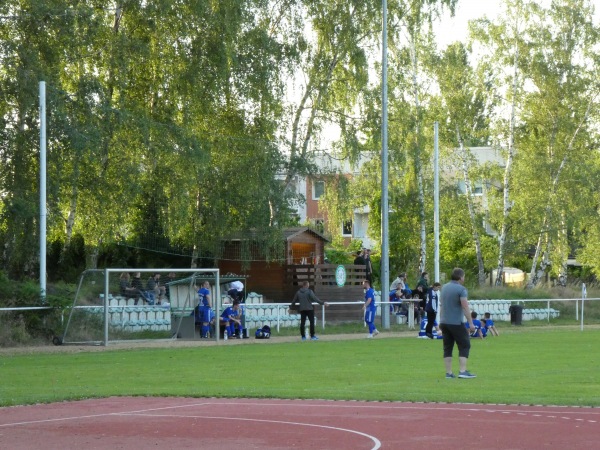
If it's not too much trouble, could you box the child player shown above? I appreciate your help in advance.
[483,312,500,336]
[466,311,486,339]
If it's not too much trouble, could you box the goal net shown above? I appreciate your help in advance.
[58,268,222,346]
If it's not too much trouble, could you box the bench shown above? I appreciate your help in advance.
[522,308,560,320]
[468,300,512,321]
[244,304,302,329]
[89,295,172,331]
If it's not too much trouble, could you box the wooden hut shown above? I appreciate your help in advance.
[217,227,366,317]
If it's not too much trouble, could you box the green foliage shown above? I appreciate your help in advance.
[0,0,599,289]
[0,273,47,307]
[46,234,87,282]
[0,0,296,276]
[470,285,554,300]
[0,272,74,344]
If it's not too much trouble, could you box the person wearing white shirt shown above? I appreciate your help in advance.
[390,272,406,292]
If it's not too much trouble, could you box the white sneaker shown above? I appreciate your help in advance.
[367,334,373,338]
[373,329,380,336]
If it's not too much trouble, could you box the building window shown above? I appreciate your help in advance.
[342,220,352,236]
[354,213,367,238]
[312,218,325,234]
[312,180,325,200]
[457,180,484,196]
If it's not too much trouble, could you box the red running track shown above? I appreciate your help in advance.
[1,397,599,449]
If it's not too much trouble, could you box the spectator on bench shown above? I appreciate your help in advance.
[119,272,138,300]
[165,272,176,301]
[389,287,407,315]
[146,273,167,305]
[131,272,149,305]
[220,300,242,339]
[412,284,427,324]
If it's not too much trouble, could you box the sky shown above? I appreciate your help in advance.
[437,0,502,46]
[437,0,600,47]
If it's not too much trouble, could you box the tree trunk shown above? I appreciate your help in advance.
[282,50,340,196]
[409,35,427,274]
[64,183,78,246]
[495,40,519,286]
[557,213,568,287]
[89,245,99,270]
[527,100,592,287]
[190,247,199,269]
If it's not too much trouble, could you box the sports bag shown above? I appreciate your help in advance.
[255,325,271,339]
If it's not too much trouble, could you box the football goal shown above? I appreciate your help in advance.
[57,268,222,346]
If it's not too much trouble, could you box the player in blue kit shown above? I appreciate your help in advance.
[418,317,442,338]
[220,301,242,339]
[483,312,500,336]
[466,311,486,338]
[363,279,379,338]
[197,281,213,338]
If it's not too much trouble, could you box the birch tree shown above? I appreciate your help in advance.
[470,0,530,286]
[326,1,456,277]
[517,0,599,287]
[279,1,378,210]
[434,42,492,285]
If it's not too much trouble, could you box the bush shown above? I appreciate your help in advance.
[0,271,75,346]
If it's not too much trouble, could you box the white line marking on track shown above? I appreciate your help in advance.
[1,399,598,433]
[0,402,382,450]
[122,412,382,450]
[0,402,215,428]
[209,400,600,416]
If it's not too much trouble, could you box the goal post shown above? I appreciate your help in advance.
[60,268,222,347]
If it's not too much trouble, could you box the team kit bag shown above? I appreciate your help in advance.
[255,325,271,339]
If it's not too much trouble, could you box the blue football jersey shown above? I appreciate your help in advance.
[365,288,377,310]
[198,287,210,307]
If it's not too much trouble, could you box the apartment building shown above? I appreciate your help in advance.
[287,146,504,248]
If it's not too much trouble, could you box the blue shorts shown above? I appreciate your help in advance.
[364,309,376,324]
[198,306,213,323]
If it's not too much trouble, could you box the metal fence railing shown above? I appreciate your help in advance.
[1,289,597,345]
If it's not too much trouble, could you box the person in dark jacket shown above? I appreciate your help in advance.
[290,281,328,341]
[131,272,148,305]
[353,249,366,266]
[424,282,442,339]
[416,271,430,290]
[412,284,427,323]
[364,249,373,284]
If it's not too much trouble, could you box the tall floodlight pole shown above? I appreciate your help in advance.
[39,81,47,301]
[381,0,390,329]
[434,122,440,283]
